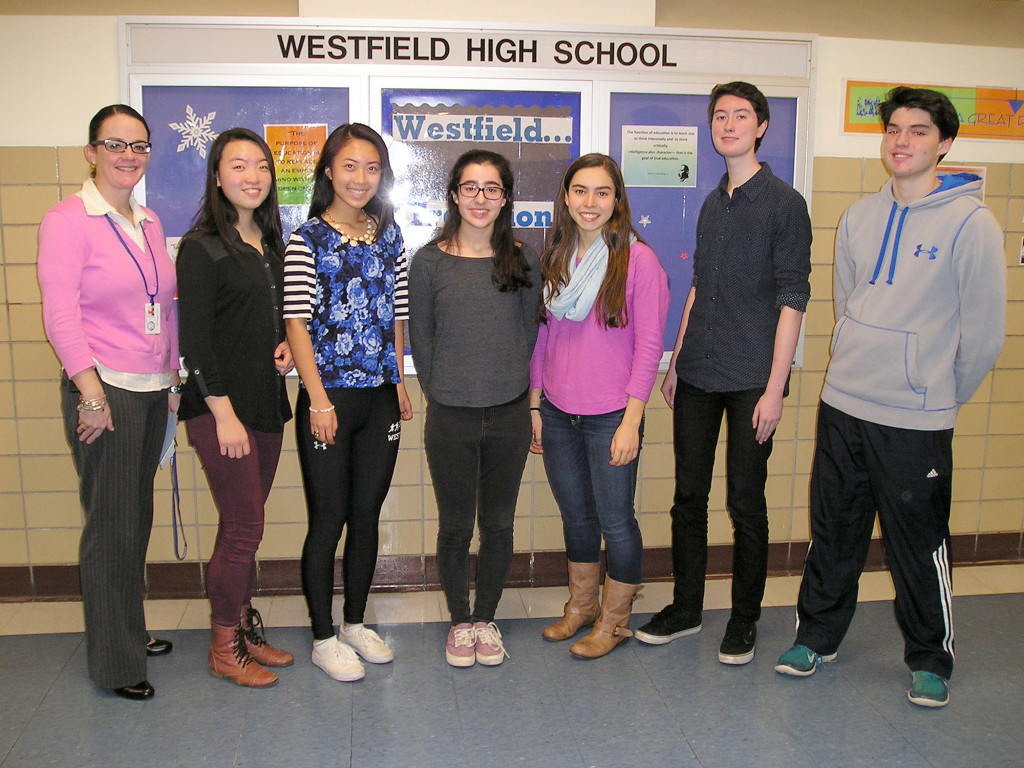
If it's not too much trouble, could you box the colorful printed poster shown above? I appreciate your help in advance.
[265,124,328,206]
[845,81,1024,141]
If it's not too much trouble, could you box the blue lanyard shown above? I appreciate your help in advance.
[170,453,188,561]
[105,214,159,305]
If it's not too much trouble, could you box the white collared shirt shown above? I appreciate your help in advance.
[78,178,153,250]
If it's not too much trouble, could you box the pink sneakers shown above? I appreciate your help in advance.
[445,623,476,667]
[473,621,509,666]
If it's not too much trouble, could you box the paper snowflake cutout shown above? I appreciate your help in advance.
[169,106,217,159]
[639,214,652,228]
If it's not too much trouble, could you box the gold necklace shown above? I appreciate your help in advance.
[323,210,375,245]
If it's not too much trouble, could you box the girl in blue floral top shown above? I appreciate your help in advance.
[283,123,412,683]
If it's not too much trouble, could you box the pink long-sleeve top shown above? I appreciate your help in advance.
[38,192,178,381]
[530,240,670,415]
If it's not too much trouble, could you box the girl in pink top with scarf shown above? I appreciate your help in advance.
[529,153,669,660]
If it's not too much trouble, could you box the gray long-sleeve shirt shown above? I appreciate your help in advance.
[409,242,542,407]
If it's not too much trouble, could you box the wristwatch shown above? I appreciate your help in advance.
[169,384,182,394]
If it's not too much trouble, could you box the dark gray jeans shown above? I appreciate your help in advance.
[424,394,531,625]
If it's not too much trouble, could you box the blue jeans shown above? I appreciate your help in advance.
[541,400,643,584]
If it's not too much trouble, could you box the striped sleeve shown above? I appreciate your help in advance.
[282,231,316,320]
[393,239,409,322]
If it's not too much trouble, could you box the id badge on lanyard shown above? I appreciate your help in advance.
[106,215,162,336]
[145,302,161,335]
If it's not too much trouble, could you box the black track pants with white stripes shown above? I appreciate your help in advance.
[795,401,956,679]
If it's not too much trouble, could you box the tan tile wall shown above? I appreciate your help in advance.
[1,149,1022,568]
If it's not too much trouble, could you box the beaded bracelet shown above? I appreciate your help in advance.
[309,405,336,414]
[77,397,107,413]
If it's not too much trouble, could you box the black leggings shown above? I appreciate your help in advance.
[297,384,401,639]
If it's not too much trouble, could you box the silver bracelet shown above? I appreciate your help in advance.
[77,397,106,413]
[309,405,336,414]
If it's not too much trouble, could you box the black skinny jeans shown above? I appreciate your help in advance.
[297,384,400,639]
[669,381,773,624]
[424,394,531,625]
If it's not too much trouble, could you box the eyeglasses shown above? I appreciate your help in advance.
[90,138,152,155]
[457,183,504,200]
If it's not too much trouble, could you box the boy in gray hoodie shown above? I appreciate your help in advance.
[775,87,1006,708]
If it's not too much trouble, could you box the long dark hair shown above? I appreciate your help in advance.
[541,153,639,327]
[182,128,284,261]
[429,149,531,292]
[307,123,395,239]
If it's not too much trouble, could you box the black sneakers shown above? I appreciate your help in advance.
[635,604,703,645]
[638,607,757,666]
[718,619,756,665]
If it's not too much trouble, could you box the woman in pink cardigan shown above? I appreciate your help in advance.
[37,104,179,701]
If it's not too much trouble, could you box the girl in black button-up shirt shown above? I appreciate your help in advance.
[176,128,295,689]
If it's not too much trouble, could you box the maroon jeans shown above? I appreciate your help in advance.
[186,412,283,626]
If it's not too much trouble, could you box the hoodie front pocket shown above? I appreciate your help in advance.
[828,316,926,410]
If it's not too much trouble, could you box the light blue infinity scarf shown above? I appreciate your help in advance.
[544,236,609,322]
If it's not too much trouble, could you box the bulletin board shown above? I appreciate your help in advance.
[607,88,803,346]
[141,81,352,244]
[379,85,583,255]
[122,17,815,356]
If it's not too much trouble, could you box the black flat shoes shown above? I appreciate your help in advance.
[146,637,173,656]
[110,638,168,699]
[114,680,154,700]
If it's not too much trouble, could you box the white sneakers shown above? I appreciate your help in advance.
[312,625,395,682]
[341,624,395,664]
[312,636,365,682]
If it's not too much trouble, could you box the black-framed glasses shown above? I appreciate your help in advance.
[91,138,152,154]
[457,182,504,200]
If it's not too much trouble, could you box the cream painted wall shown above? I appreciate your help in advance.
[0,17,121,147]
[299,0,656,25]
[1,15,1023,166]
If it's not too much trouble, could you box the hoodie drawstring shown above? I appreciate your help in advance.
[870,202,910,286]
[870,203,898,285]
[887,207,910,284]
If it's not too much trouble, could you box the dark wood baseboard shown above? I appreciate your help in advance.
[2,532,1020,602]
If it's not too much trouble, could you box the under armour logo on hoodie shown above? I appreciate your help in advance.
[914,244,938,260]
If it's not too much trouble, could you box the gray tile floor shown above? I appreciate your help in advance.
[1,594,1021,768]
